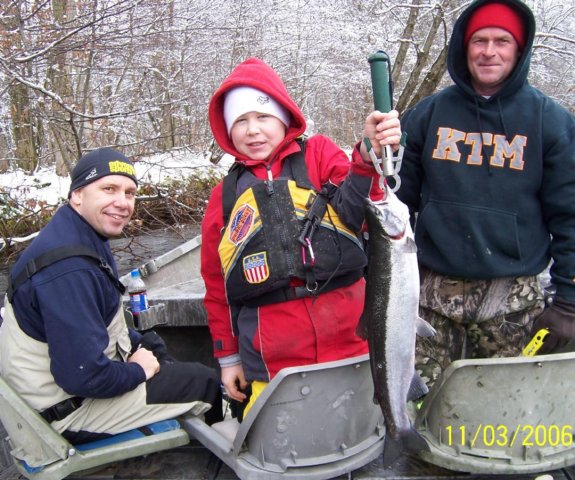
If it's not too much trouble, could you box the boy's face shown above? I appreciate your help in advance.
[230,111,286,161]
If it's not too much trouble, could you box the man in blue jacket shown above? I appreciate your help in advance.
[397,0,575,384]
[0,148,222,444]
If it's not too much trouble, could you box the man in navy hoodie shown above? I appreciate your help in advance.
[397,0,575,384]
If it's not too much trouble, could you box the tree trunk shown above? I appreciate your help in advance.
[46,0,81,175]
[2,3,38,172]
[392,0,422,86]
[407,44,449,110]
[8,83,38,172]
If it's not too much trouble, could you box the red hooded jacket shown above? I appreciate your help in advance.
[201,58,384,381]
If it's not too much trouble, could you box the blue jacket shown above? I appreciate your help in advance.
[398,0,575,300]
[10,204,145,397]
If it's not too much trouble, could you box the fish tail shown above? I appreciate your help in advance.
[382,427,429,467]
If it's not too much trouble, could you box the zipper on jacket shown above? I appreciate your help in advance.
[266,165,295,275]
[265,167,274,195]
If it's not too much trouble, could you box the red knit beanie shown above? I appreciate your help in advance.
[464,2,526,50]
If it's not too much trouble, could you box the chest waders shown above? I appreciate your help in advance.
[5,245,128,422]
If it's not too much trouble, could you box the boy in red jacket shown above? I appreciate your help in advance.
[201,58,400,411]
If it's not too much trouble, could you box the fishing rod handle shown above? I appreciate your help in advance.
[368,50,393,113]
[368,51,394,178]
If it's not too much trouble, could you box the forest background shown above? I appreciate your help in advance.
[1,0,574,250]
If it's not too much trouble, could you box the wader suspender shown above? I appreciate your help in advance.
[7,245,126,303]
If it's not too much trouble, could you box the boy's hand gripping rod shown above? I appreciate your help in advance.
[364,51,394,191]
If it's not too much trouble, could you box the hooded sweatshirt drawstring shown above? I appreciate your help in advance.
[473,96,512,176]
[496,97,511,143]
[473,96,493,176]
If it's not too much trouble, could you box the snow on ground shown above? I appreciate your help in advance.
[0,149,234,206]
[132,149,233,186]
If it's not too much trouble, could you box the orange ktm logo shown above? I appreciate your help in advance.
[432,128,527,170]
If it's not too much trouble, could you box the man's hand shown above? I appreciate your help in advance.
[138,330,175,364]
[360,109,401,163]
[129,347,160,380]
[530,296,575,354]
[221,364,248,402]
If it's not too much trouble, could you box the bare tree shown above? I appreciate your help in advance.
[0,0,572,177]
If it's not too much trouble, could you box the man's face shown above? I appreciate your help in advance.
[467,27,521,96]
[70,175,136,238]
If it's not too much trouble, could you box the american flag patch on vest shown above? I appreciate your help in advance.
[243,252,269,284]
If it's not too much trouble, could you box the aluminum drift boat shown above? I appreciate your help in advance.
[119,235,206,330]
[117,235,575,477]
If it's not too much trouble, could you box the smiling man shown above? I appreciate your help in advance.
[397,0,575,385]
[0,148,222,444]
[464,2,525,96]
[67,149,138,237]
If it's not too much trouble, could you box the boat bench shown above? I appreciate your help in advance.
[182,354,385,480]
[0,376,190,480]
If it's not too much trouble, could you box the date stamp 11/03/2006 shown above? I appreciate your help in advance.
[443,424,574,449]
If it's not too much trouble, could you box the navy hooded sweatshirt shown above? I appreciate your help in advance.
[397,0,575,301]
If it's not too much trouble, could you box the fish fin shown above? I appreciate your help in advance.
[383,427,430,467]
[407,369,429,401]
[355,312,368,340]
[397,235,417,253]
[416,316,436,337]
[405,235,417,253]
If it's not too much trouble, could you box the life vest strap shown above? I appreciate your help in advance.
[238,270,363,308]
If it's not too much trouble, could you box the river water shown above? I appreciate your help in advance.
[0,225,201,306]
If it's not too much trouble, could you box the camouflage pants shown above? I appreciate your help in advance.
[416,269,545,387]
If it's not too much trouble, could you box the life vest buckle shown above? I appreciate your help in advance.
[301,238,315,267]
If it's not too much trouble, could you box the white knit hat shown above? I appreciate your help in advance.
[223,86,291,134]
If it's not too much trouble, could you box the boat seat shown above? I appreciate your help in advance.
[0,376,190,480]
[182,354,385,480]
[415,351,575,474]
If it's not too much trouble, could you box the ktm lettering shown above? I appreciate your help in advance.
[433,128,526,170]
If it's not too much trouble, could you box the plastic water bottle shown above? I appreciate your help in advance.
[128,269,148,318]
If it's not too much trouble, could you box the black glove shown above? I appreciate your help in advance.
[139,331,176,364]
[530,296,575,355]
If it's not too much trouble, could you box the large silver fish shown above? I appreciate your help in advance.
[358,190,435,465]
